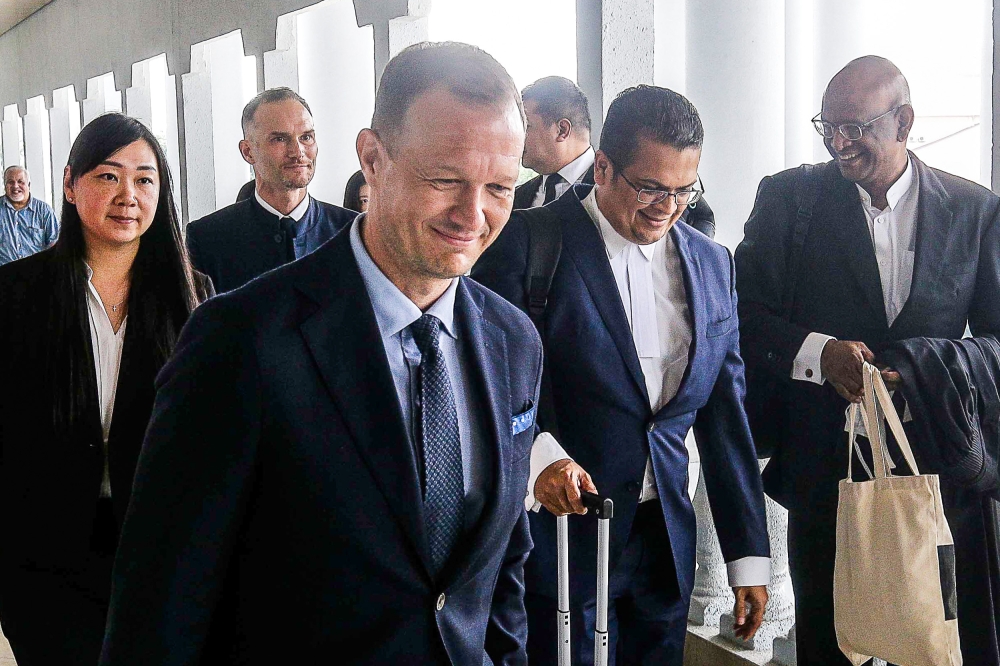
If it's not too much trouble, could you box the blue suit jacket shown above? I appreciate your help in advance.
[473,186,769,603]
[101,229,543,665]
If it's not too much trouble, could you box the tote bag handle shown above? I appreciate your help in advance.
[846,363,920,480]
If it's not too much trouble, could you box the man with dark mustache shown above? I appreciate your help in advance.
[474,85,770,666]
[736,55,1000,665]
[186,87,354,292]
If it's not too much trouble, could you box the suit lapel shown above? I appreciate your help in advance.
[555,191,650,405]
[828,172,887,326]
[296,236,432,577]
[890,156,954,332]
[446,280,513,586]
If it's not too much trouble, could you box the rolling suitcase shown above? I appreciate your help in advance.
[556,492,614,666]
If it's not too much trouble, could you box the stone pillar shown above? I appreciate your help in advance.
[23,96,53,205]
[2,104,24,172]
[687,467,734,628]
[277,0,375,205]
[49,85,81,213]
[127,56,182,203]
[82,73,123,125]
[785,0,817,168]
[354,0,431,89]
[685,0,785,251]
[182,31,256,221]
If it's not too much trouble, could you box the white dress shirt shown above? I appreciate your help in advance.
[530,146,595,208]
[255,190,311,221]
[792,157,917,384]
[528,189,770,587]
[83,263,127,499]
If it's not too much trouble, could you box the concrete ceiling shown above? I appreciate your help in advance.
[0,0,52,36]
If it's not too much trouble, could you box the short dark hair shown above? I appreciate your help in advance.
[343,169,367,212]
[371,41,525,152]
[600,85,704,169]
[242,87,312,136]
[521,76,591,134]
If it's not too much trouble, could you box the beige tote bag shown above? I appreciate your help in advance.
[834,363,961,666]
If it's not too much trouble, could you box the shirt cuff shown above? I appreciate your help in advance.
[791,332,835,384]
[526,432,570,512]
[726,556,772,588]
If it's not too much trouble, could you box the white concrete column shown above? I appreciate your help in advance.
[23,96,53,206]
[127,55,182,202]
[601,0,654,117]
[2,105,24,172]
[653,0,685,95]
[82,72,123,125]
[685,0,785,251]
[264,12,300,90]
[687,467,735,629]
[182,31,256,221]
[280,0,376,206]
[785,0,817,168]
[354,0,431,89]
[49,85,81,213]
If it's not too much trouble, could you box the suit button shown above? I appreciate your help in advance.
[273,234,283,243]
[647,422,656,433]
[767,352,776,361]
[627,481,640,493]
[436,593,446,611]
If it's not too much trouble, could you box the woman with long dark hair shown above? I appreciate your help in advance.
[342,168,370,213]
[0,113,212,664]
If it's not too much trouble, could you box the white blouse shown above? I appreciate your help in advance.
[83,263,127,499]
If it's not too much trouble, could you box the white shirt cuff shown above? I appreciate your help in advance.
[726,556,771,588]
[526,432,570,512]
[791,332,835,384]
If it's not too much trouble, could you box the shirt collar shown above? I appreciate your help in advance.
[2,195,33,212]
[255,190,311,221]
[556,146,595,185]
[856,155,914,212]
[581,187,657,263]
[349,215,458,340]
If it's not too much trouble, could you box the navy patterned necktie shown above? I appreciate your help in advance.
[409,314,465,576]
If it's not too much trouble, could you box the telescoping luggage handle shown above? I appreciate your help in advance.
[556,492,614,666]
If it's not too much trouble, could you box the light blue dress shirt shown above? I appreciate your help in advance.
[0,195,59,265]
[349,216,491,531]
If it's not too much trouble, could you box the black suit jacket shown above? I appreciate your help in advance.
[513,164,596,210]
[0,250,212,568]
[735,154,1000,509]
[101,229,543,665]
[186,196,354,293]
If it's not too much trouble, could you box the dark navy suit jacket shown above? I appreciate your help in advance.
[473,186,769,604]
[101,230,543,665]
[186,195,355,293]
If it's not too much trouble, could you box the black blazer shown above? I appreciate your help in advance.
[0,250,212,568]
[186,196,355,293]
[513,163,596,210]
[735,154,1000,508]
[101,229,543,665]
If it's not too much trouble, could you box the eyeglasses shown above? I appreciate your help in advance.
[618,171,704,206]
[811,106,901,141]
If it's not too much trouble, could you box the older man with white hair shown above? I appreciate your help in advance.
[0,166,59,265]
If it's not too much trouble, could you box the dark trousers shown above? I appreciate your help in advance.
[0,498,117,666]
[526,501,687,665]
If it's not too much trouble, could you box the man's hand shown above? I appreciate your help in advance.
[820,340,875,402]
[732,585,768,641]
[876,363,902,391]
[534,459,598,516]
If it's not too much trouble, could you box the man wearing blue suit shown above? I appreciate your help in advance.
[100,42,541,665]
[474,85,771,665]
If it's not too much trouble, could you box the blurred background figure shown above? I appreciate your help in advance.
[0,113,212,665]
[0,165,59,265]
[343,169,369,213]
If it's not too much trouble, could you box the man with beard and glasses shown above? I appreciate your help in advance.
[186,87,355,293]
[736,55,1000,665]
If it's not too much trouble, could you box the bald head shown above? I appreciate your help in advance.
[819,55,914,206]
[824,55,910,115]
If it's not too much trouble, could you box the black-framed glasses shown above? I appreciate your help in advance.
[811,106,902,141]
[618,171,704,206]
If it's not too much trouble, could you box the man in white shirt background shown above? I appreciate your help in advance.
[512,76,595,209]
[475,84,771,666]
[735,55,1000,666]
